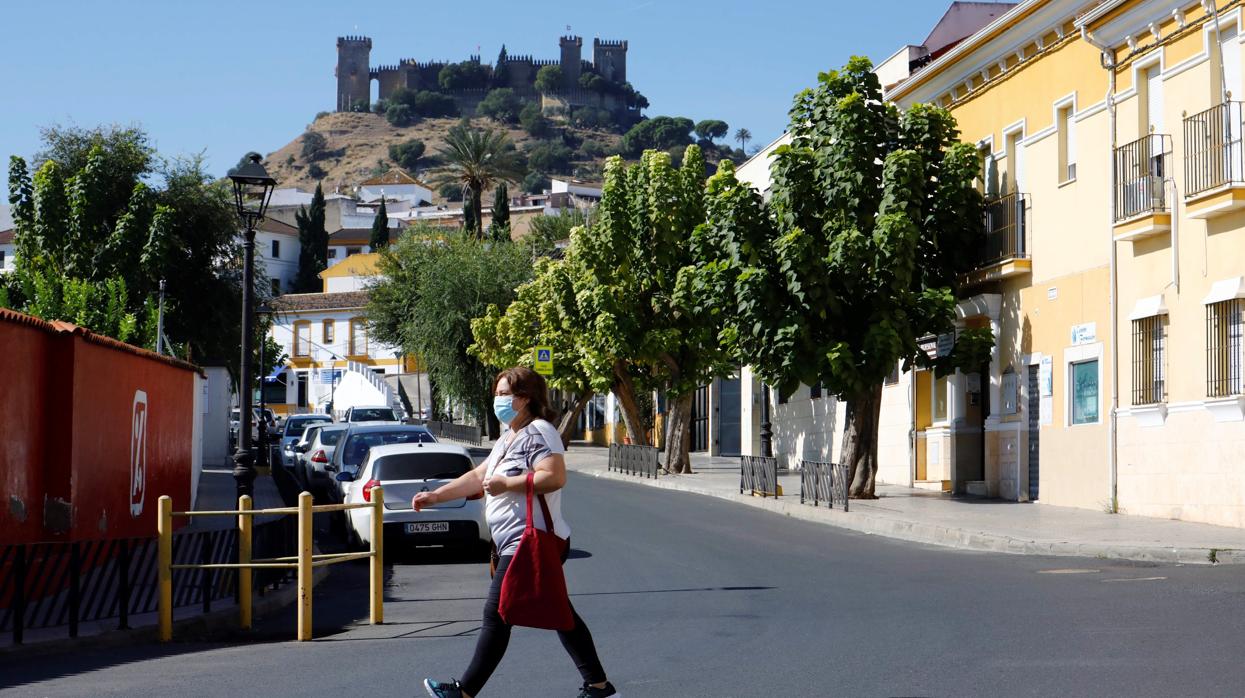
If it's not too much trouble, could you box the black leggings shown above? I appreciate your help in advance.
[459,547,606,696]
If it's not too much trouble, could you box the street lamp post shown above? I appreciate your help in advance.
[229,154,277,501]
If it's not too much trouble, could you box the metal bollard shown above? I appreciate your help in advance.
[157,495,173,642]
[297,491,313,641]
[238,495,253,630]
[370,486,384,625]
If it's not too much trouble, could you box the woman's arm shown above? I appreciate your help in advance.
[485,453,566,495]
[412,462,487,511]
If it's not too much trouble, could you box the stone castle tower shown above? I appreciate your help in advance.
[335,34,630,113]
[336,36,372,112]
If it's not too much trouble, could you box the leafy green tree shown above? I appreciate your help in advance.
[621,116,694,155]
[534,65,564,94]
[388,139,426,171]
[434,125,523,238]
[695,119,729,143]
[368,228,534,436]
[578,72,608,93]
[385,103,414,127]
[519,102,552,138]
[308,163,327,180]
[525,141,574,174]
[388,88,459,118]
[370,199,389,250]
[477,88,524,123]
[697,58,986,497]
[524,208,587,257]
[293,183,328,292]
[733,127,752,154]
[570,147,735,470]
[301,131,328,161]
[521,170,546,195]
[490,182,510,241]
[438,61,490,90]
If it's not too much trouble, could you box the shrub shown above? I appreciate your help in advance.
[621,116,694,156]
[570,107,615,130]
[438,61,490,90]
[350,97,369,112]
[439,181,461,201]
[308,163,327,179]
[388,139,426,171]
[301,131,328,160]
[412,91,459,118]
[525,141,574,175]
[579,140,607,159]
[314,111,331,120]
[522,170,546,195]
[534,65,563,94]
[519,102,552,138]
[477,88,524,124]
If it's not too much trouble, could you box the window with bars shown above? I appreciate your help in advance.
[1131,315,1167,405]
[1207,299,1244,397]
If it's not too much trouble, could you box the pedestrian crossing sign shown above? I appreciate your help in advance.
[534,346,554,376]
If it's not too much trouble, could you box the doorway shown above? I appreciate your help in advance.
[1027,364,1040,501]
[717,375,742,457]
[690,384,710,452]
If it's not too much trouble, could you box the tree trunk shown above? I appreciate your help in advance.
[471,187,484,238]
[556,391,592,448]
[841,383,883,499]
[662,391,695,474]
[611,361,650,447]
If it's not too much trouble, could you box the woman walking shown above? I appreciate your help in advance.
[416,367,618,698]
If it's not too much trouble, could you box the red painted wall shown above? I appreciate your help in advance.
[0,310,199,544]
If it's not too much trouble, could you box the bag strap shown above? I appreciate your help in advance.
[524,472,556,532]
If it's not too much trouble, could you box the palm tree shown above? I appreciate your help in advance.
[734,127,752,155]
[434,125,523,238]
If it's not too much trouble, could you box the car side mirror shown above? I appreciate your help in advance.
[335,471,353,482]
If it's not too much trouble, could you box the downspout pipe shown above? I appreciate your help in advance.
[1081,26,1120,513]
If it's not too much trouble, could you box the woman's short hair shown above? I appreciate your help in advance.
[494,366,559,424]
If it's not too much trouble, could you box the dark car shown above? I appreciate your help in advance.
[329,424,438,502]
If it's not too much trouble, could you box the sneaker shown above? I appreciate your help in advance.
[576,681,618,698]
[423,678,463,698]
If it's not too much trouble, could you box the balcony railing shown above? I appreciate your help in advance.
[1184,101,1245,197]
[976,191,1029,267]
[1114,134,1172,222]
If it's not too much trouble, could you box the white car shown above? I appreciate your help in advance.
[336,442,489,552]
[342,405,402,424]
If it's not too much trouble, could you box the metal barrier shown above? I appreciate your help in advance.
[799,460,850,512]
[608,444,660,478]
[0,517,295,645]
[419,420,483,445]
[158,489,385,642]
[740,456,780,498]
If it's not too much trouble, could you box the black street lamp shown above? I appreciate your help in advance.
[229,153,277,500]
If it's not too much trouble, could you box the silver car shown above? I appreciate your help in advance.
[336,442,488,552]
[280,414,332,470]
[300,423,349,499]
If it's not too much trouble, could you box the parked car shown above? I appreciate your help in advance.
[279,414,332,470]
[336,442,488,552]
[329,424,438,502]
[298,423,349,499]
[229,407,278,448]
[342,405,401,424]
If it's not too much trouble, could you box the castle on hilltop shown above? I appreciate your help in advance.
[335,35,634,115]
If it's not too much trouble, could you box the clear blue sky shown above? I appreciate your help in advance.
[1,0,961,189]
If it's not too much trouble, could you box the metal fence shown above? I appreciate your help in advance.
[0,516,295,645]
[1184,101,1245,197]
[608,444,660,478]
[1114,133,1172,222]
[418,420,483,445]
[799,460,850,512]
[740,456,780,498]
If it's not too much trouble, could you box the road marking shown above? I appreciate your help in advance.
[1101,576,1167,583]
[1037,568,1100,574]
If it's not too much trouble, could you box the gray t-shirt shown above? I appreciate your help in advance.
[484,419,570,556]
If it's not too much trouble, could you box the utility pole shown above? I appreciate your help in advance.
[156,279,166,355]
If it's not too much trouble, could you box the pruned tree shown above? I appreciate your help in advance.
[698,58,987,497]
[490,182,510,242]
[293,183,328,293]
[370,199,389,250]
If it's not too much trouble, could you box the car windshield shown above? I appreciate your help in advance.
[341,431,435,466]
[373,452,473,481]
[319,429,345,446]
[285,418,329,437]
[351,408,396,422]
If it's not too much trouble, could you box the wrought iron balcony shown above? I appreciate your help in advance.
[978,191,1029,267]
[1183,102,1245,220]
[1113,133,1172,223]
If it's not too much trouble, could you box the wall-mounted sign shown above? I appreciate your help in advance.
[1070,322,1096,346]
[918,336,938,359]
[1039,356,1053,396]
[936,333,956,358]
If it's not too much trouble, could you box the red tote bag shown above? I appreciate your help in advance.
[498,472,575,631]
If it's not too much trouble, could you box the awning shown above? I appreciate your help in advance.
[1127,294,1168,321]
[263,365,287,383]
[1202,276,1245,305]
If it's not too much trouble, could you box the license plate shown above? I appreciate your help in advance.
[405,522,449,534]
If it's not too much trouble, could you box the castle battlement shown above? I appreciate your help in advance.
[335,33,632,113]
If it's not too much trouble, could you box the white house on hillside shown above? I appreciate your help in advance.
[356,169,433,206]
[255,218,301,295]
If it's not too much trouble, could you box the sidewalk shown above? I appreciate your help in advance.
[563,444,1245,565]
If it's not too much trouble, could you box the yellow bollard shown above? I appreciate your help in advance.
[370,486,384,625]
[297,491,313,641]
[238,495,253,630]
[157,495,173,642]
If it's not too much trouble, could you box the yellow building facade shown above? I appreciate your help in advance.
[885,0,1245,527]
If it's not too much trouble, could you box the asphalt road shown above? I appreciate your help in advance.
[4,470,1245,697]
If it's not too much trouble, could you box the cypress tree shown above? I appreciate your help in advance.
[463,185,478,236]
[370,199,389,250]
[491,182,511,242]
[294,183,328,292]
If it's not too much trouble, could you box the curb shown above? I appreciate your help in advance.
[0,561,330,661]
[569,464,1243,566]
